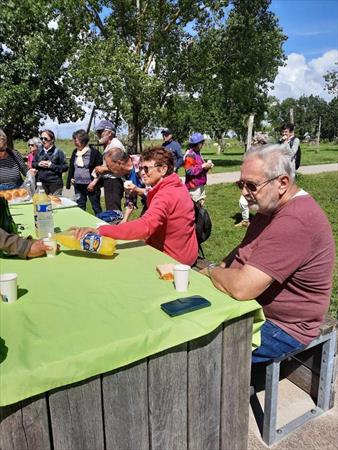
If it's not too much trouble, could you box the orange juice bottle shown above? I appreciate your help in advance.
[55,230,116,256]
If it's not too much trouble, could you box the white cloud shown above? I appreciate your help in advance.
[271,49,338,101]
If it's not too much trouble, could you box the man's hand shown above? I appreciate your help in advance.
[94,165,108,175]
[87,180,97,192]
[69,227,98,240]
[27,240,59,258]
[38,161,49,168]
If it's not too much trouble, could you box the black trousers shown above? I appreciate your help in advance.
[74,183,102,216]
[42,179,63,195]
[103,177,124,211]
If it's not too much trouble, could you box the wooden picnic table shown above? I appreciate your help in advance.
[0,203,263,450]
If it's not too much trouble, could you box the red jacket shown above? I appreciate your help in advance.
[98,173,198,265]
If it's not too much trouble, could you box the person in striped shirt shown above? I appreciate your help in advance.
[0,129,28,191]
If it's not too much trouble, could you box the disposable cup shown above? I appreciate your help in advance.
[43,238,57,258]
[124,180,134,189]
[0,273,18,303]
[173,264,190,292]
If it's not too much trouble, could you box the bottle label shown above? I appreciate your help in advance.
[80,233,102,253]
[37,204,52,213]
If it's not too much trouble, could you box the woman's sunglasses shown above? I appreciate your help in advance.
[40,137,51,142]
[235,175,282,192]
[139,164,163,174]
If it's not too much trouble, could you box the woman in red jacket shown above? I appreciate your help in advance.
[72,147,198,266]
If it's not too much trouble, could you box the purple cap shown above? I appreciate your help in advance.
[189,132,205,145]
[96,120,116,132]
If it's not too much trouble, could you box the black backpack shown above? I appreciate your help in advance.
[194,201,212,252]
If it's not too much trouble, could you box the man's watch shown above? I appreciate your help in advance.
[207,263,218,277]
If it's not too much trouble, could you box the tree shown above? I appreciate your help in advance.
[266,95,338,141]
[0,0,84,147]
[324,62,338,95]
[69,0,229,151]
[162,0,286,148]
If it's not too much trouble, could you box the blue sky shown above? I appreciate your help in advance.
[270,0,338,58]
[48,1,338,137]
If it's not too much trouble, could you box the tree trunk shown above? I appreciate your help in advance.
[127,107,143,154]
[289,108,294,124]
[4,125,14,150]
[316,116,321,154]
[246,114,255,151]
[215,131,223,155]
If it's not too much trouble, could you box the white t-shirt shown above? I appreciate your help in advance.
[95,138,126,180]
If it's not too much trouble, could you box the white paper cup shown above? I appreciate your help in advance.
[173,264,190,292]
[0,273,18,303]
[43,238,57,258]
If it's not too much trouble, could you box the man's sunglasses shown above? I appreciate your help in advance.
[28,144,35,147]
[235,175,282,192]
[40,137,51,142]
[139,164,163,174]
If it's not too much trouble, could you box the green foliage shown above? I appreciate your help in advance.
[267,95,338,140]
[0,0,84,142]
[324,62,338,95]
[162,0,286,141]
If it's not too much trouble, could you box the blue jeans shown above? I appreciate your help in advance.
[74,183,102,216]
[252,320,305,364]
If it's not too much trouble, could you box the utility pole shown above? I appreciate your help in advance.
[289,108,294,124]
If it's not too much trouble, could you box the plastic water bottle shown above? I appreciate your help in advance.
[55,231,116,256]
[33,182,54,238]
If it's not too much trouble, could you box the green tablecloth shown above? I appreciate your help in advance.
[0,204,264,407]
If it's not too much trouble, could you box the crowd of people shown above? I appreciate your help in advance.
[0,121,335,364]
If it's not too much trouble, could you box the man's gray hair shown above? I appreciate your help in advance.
[104,147,128,162]
[244,144,296,181]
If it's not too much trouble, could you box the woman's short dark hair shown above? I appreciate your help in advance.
[41,129,55,141]
[281,123,294,133]
[140,147,174,176]
[72,129,89,145]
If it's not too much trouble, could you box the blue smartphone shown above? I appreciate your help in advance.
[161,295,211,317]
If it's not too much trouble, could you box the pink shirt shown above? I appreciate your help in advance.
[230,193,335,344]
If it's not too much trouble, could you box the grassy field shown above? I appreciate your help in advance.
[14,139,338,175]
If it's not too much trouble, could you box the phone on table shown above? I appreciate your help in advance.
[161,295,211,317]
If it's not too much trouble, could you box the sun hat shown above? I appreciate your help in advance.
[189,132,205,145]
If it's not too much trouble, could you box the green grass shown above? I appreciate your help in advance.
[202,172,338,319]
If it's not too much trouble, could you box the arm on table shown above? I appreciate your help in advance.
[202,264,273,301]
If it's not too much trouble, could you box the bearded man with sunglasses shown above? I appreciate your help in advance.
[202,144,335,363]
